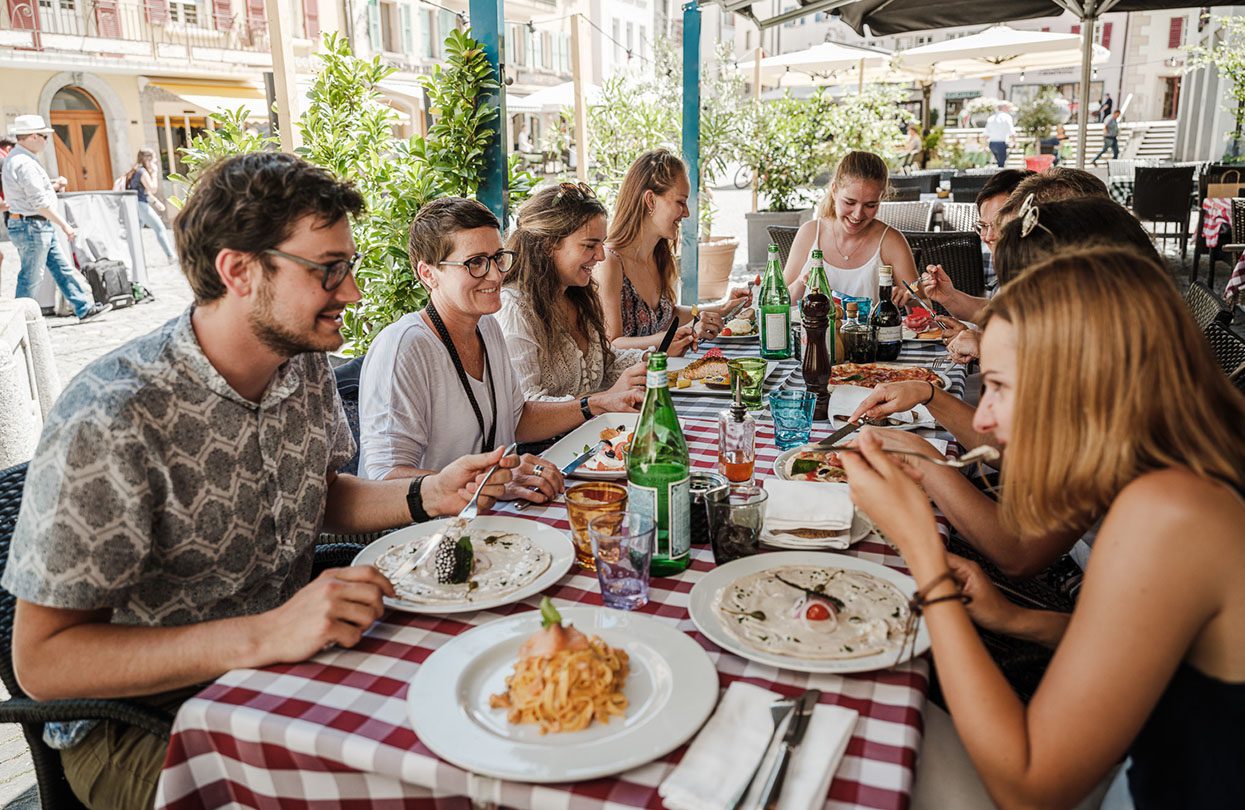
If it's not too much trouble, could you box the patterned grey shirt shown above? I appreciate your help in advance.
[3,307,354,745]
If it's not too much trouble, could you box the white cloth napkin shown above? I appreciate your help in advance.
[659,682,858,810]
[827,384,936,428]
[764,480,854,531]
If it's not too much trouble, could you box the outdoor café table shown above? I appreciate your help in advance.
[156,349,966,810]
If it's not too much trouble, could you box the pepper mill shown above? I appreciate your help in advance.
[801,288,832,420]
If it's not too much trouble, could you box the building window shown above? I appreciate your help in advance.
[437,9,455,57]
[169,0,199,26]
[612,19,621,63]
[625,21,634,57]
[1161,75,1181,119]
[420,8,436,59]
[1167,17,1184,49]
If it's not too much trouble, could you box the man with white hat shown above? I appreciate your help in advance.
[1,114,110,321]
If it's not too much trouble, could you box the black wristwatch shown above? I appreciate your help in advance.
[580,395,594,422]
[406,474,432,522]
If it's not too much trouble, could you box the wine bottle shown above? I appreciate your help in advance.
[627,352,691,576]
[870,265,903,362]
[840,301,875,363]
[758,244,792,360]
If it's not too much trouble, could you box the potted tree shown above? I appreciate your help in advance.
[1015,90,1063,172]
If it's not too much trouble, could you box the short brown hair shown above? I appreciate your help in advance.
[407,196,501,268]
[997,167,1108,221]
[975,169,1033,209]
[174,152,364,304]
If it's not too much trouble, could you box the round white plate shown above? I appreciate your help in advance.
[407,606,719,783]
[771,443,851,482]
[688,551,929,674]
[902,328,946,343]
[352,516,574,614]
[710,331,758,342]
[760,509,875,549]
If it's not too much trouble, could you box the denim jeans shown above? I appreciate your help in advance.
[136,200,175,259]
[1092,136,1119,164]
[988,141,1008,167]
[7,217,94,317]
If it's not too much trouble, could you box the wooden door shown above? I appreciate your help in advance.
[49,109,113,192]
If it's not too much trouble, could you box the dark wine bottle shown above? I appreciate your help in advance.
[870,265,903,362]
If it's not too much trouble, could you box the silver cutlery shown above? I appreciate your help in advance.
[386,442,518,582]
[758,689,820,810]
[878,444,1000,469]
[731,700,795,810]
[812,417,869,450]
[513,440,604,512]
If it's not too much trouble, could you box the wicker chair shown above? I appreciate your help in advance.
[1203,322,1245,388]
[902,231,986,297]
[885,186,921,202]
[767,224,801,271]
[940,202,979,233]
[1223,198,1245,257]
[1184,281,1233,331]
[878,201,934,232]
[1133,165,1196,261]
[0,461,364,810]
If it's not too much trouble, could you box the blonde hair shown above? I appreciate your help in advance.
[815,150,889,219]
[985,246,1245,539]
[605,148,687,302]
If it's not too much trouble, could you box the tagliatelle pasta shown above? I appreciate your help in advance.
[489,636,629,734]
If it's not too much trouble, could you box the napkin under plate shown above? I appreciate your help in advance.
[765,480,854,532]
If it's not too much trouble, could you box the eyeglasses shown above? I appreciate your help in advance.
[263,248,361,291]
[974,220,996,236]
[1018,193,1053,239]
[554,181,596,203]
[438,250,516,278]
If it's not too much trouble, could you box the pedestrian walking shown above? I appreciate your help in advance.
[984,104,1015,168]
[1098,93,1114,122]
[123,148,176,262]
[1092,110,1122,166]
[1,114,109,320]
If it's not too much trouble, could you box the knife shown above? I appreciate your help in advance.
[812,417,866,450]
[758,689,821,810]
[561,440,604,476]
[731,700,795,810]
[656,317,682,354]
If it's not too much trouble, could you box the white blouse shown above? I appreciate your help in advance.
[497,289,645,401]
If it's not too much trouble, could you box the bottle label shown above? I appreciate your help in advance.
[628,477,690,560]
[876,325,902,344]
[647,370,668,389]
[763,312,789,351]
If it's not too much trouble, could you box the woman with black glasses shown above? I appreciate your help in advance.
[357,197,636,506]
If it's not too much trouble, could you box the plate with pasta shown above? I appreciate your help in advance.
[407,600,719,783]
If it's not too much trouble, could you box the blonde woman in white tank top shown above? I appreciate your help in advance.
[782,152,919,308]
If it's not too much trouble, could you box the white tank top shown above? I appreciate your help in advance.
[798,217,890,302]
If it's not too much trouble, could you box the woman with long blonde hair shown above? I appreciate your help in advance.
[845,246,1245,809]
[124,147,175,261]
[497,182,646,405]
[595,149,749,354]
[782,150,917,306]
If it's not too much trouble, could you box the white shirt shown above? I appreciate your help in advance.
[1,144,57,215]
[984,111,1014,143]
[798,218,891,302]
[357,311,525,478]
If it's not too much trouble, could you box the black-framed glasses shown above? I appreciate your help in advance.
[554,181,596,203]
[438,250,516,278]
[263,248,361,291]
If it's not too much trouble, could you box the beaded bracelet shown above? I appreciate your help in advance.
[908,570,972,616]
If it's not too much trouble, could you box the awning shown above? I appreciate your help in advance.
[148,80,268,121]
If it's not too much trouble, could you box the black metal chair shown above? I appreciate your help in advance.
[891,173,938,194]
[950,175,989,204]
[1133,165,1196,262]
[902,231,986,297]
[940,202,979,233]
[885,186,921,202]
[1191,165,1237,280]
[1203,322,1245,391]
[878,201,934,232]
[0,462,364,810]
[767,224,801,271]
[1184,281,1233,331]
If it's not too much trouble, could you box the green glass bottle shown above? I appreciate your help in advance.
[758,243,792,360]
[626,352,692,576]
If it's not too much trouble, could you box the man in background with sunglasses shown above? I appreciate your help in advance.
[2,152,516,809]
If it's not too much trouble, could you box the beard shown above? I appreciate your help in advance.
[249,276,343,357]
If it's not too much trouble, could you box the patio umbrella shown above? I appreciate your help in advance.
[737,40,899,88]
[833,0,1240,167]
[514,81,602,112]
[893,24,1108,82]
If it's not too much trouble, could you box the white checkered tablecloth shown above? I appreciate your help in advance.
[157,350,965,810]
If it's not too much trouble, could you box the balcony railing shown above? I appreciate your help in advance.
[0,0,271,57]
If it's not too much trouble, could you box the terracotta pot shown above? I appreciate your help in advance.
[697,236,738,301]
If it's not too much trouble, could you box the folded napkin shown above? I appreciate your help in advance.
[659,682,858,810]
[827,384,936,428]
[765,480,854,531]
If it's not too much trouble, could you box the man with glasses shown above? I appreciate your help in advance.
[3,153,517,809]
[358,196,642,504]
[1,114,109,320]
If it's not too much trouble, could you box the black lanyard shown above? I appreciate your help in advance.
[426,301,497,453]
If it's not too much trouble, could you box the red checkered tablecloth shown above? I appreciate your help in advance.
[157,415,951,810]
[1202,197,1234,250]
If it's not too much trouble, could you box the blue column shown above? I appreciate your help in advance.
[679,1,701,305]
[469,0,508,222]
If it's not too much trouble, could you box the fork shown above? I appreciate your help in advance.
[386,443,518,582]
[878,444,1000,469]
[730,700,795,810]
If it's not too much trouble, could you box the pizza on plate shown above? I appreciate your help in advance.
[830,363,945,389]
[784,450,847,483]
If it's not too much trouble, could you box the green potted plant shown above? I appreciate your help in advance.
[1015,90,1062,169]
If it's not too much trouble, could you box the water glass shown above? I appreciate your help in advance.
[588,512,655,610]
[565,482,628,571]
[706,486,768,565]
[728,357,768,410]
[770,390,817,450]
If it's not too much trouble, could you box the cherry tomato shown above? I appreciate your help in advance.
[721,328,733,336]
[805,602,831,621]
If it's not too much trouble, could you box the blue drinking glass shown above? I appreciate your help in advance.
[770,390,817,450]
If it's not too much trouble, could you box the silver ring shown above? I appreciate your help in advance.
[532,464,546,476]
